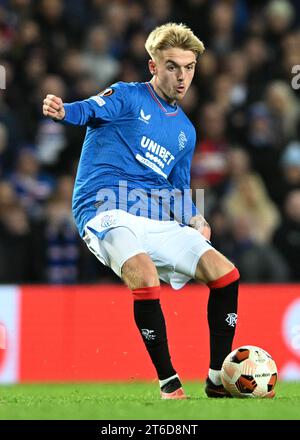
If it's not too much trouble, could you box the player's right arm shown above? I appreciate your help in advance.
[43,94,65,120]
[43,93,102,125]
[42,83,134,126]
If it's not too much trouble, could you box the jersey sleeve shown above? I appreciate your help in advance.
[61,82,135,126]
[168,144,199,225]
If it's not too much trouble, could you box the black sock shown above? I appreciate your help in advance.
[134,299,176,380]
[208,279,239,370]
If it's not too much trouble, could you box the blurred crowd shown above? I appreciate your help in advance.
[0,0,300,284]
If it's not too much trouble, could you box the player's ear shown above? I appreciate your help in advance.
[148,59,156,75]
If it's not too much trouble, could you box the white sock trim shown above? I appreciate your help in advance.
[159,374,179,388]
[208,368,222,386]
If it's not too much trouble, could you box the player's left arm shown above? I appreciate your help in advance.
[168,148,211,240]
[189,213,211,240]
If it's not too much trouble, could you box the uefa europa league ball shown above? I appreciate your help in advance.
[221,345,277,398]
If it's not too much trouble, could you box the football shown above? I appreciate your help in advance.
[221,345,277,398]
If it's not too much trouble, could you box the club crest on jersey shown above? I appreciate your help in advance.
[178,131,187,151]
[139,109,151,124]
[98,88,114,97]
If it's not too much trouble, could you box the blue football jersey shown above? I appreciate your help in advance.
[61,81,198,236]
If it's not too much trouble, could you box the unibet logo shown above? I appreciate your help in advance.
[140,136,175,167]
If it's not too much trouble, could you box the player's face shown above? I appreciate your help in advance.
[149,48,197,105]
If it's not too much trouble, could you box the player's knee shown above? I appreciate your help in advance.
[122,253,159,290]
[124,273,160,291]
[195,249,238,285]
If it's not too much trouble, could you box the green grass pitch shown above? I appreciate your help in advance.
[0,381,299,420]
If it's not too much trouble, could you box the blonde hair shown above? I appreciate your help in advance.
[145,22,205,60]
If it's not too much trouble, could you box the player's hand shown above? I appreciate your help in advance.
[43,94,65,120]
[189,214,211,240]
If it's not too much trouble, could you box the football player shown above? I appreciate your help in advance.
[43,23,239,399]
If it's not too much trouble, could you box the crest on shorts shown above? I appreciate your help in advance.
[101,214,117,228]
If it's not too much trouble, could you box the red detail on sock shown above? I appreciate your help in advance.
[132,286,161,300]
[207,267,240,289]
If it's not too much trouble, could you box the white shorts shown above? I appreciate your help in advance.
[83,209,213,290]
